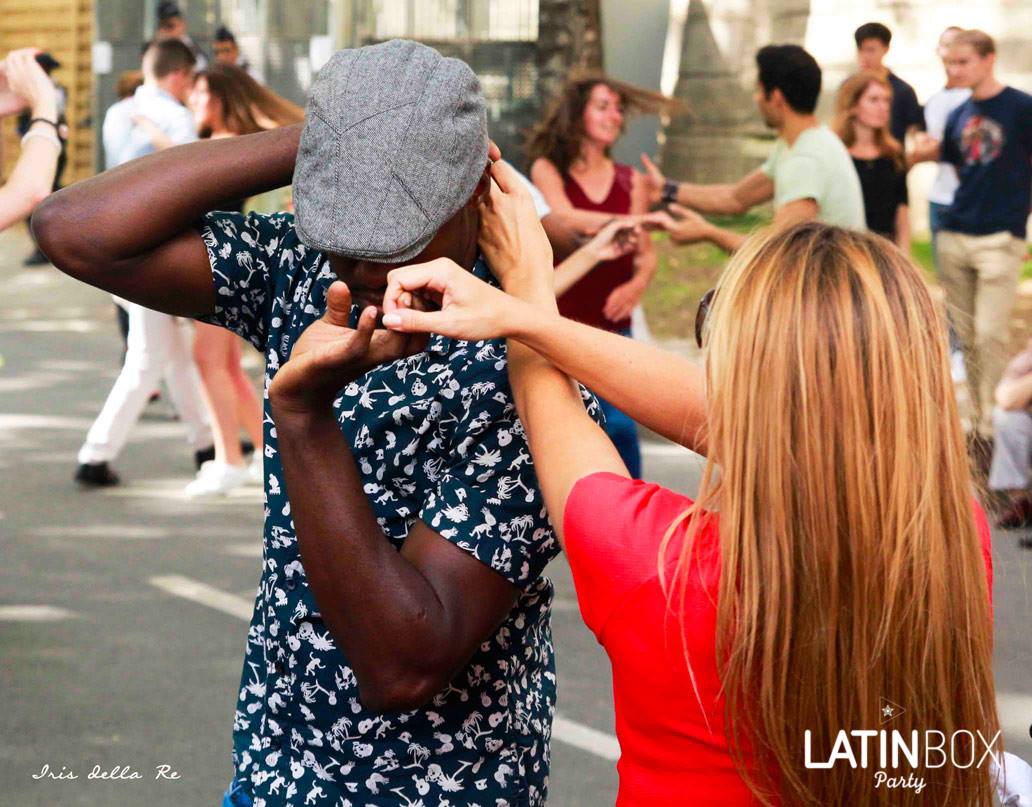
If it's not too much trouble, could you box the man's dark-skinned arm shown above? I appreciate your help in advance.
[31,124,303,316]
[268,283,520,713]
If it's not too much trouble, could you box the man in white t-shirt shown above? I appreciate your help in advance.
[916,26,971,379]
[641,44,865,252]
[918,27,972,260]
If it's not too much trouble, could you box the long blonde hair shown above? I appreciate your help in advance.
[661,223,999,805]
[832,72,904,170]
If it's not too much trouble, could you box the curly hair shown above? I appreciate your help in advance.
[524,73,676,174]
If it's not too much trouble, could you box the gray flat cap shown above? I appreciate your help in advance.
[293,39,489,262]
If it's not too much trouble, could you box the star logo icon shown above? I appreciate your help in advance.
[879,697,905,725]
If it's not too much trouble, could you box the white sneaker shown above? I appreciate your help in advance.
[247,452,263,486]
[185,460,251,498]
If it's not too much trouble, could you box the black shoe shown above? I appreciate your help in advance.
[23,248,50,267]
[195,446,215,469]
[75,462,120,487]
[195,440,254,470]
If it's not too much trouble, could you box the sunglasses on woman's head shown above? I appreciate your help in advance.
[695,288,716,349]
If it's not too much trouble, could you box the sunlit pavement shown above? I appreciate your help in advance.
[1,224,1029,805]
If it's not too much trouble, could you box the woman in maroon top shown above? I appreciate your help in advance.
[526,75,669,477]
[382,161,1001,806]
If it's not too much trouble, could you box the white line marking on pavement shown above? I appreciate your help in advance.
[32,524,170,540]
[149,575,254,621]
[103,483,263,503]
[0,605,77,621]
[224,543,264,558]
[147,575,622,761]
[552,716,620,761]
[0,414,94,431]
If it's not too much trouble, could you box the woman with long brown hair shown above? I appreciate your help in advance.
[379,161,1002,805]
[183,64,303,496]
[833,72,911,250]
[526,74,670,478]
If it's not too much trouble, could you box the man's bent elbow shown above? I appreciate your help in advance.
[31,193,92,279]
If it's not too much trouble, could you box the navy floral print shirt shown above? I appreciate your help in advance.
[198,211,591,807]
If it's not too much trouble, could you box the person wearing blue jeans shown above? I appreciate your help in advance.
[597,394,642,479]
[594,331,642,478]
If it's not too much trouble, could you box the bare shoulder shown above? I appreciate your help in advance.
[530,157,561,184]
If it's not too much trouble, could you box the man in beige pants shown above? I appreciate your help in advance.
[938,231,1028,435]
[915,30,1032,447]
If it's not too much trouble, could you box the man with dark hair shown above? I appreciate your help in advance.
[155,1,207,69]
[642,43,864,252]
[854,21,924,143]
[34,39,585,806]
[213,25,262,82]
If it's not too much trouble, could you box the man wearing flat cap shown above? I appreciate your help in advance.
[34,39,582,806]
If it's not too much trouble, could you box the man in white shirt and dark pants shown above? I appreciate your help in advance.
[920,26,971,380]
[922,27,971,269]
[75,39,212,486]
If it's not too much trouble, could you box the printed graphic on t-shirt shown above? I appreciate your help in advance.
[960,115,1004,165]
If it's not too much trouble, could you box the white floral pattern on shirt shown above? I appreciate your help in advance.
[198,211,600,807]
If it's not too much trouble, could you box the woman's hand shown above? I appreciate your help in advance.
[268,281,428,416]
[603,277,646,323]
[381,257,530,342]
[651,203,713,244]
[583,218,641,263]
[2,49,56,121]
[478,160,554,300]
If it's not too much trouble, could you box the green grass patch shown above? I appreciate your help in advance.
[643,217,1032,341]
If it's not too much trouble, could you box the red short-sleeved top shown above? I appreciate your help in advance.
[562,472,994,806]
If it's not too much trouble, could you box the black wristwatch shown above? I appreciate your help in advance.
[661,178,678,205]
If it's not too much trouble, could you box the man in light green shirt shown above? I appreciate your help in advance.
[644,44,865,252]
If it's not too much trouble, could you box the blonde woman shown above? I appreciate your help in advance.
[378,161,999,805]
[833,72,910,250]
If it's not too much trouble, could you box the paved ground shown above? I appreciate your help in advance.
[0,223,1030,806]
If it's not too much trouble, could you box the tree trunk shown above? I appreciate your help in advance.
[536,0,604,103]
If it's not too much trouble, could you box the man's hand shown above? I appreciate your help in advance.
[653,203,713,244]
[269,281,428,415]
[640,153,666,206]
[584,218,641,263]
[908,131,941,165]
[603,277,646,323]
